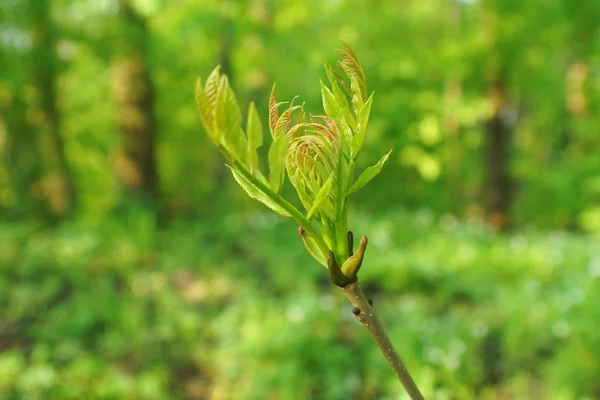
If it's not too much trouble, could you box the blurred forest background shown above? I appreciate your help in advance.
[1,0,600,399]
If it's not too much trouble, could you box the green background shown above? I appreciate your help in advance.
[1,0,600,398]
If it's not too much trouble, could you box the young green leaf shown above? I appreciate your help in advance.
[320,80,341,120]
[269,84,285,138]
[275,104,302,137]
[268,132,289,194]
[350,93,374,159]
[215,76,245,158]
[348,74,365,113]
[326,66,356,131]
[246,102,263,175]
[347,149,392,197]
[336,115,353,157]
[325,66,349,107]
[204,66,221,106]
[227,166,292,217]
[335,42,367,102]
[306,175,334,220]
[327,64,352,101]
[195,77,219,144]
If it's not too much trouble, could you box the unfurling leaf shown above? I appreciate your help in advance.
[348,74,365,114]
[196,45,387,277]
[306,176,334,220]
[269,84,286,138]
[325,66,349,106]
[275,103,302,137]
[195,77,219,144]
[215,76,245,159]
[227,166,291,217]
[297,227,327,267]
[347,149,392,197]
[268,132,289,194]
[320,80,341,120]
[325,66,356,130]
[351,93,374,159]
[335,42,367,103]
[205,66,221,105]
[246,102,263,175]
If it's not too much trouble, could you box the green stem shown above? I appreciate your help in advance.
[334,158,354,262]
[339,278,425,400]
[333,154,353,263]
[334,205,348,262]
[226,152,329,256]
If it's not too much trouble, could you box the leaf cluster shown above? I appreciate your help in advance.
[195,44,391,278]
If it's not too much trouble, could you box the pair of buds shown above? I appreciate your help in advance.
[298,228,368,287]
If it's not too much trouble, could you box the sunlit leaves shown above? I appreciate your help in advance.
[195,66,222,145]
[347,150,392,197]
[205,66,221,106]
[215,75,245,160]
[197,44,385,265]
[321,44,373,164]
[196,66,249,165]
[325,65,356,130]
[195,77,218,144]
[335,42,367,111]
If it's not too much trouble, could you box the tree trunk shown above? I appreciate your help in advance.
[485,78,513,230]
[112,0,159,201]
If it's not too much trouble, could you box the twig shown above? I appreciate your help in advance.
[340,278,425,400]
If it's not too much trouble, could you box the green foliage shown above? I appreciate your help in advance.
[1,214,599,399]
[3,0,599,228]
[3,0,600,398]
[196,46,391,276]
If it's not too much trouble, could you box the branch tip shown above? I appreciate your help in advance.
[328,251,352,287]
[340,234,368,279]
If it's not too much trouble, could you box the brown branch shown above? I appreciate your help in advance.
[340,278,424,400]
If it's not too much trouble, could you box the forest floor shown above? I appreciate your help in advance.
[1,209,598,399]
